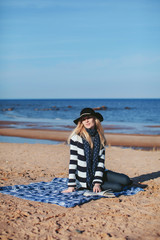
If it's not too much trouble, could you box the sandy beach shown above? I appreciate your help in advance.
[0,132,160,240]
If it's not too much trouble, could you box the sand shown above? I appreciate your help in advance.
[0,141,160,240]
[0,128,160,148]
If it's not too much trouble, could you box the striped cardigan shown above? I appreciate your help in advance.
[68,134,105,189]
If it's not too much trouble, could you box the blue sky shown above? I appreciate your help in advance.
[0,0,160,99]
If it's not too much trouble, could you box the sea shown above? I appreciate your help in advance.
[0,99,160,144]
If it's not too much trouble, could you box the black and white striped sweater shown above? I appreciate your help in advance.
[68,134,105,189]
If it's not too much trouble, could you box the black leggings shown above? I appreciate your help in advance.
[101,170,132,192]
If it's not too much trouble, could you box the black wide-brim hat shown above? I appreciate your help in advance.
[74,108,103,125]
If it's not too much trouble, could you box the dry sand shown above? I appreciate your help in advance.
[0,140,160,240]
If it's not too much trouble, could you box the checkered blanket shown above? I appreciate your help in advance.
[0,178,143,208]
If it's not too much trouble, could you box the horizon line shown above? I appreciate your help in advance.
[0,97,160,100]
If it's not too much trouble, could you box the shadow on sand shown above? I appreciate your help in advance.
[131,171,160,188]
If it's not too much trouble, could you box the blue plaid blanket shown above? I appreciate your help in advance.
[0,178,143,208]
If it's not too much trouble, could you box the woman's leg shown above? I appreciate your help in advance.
[101,181,124,192]
[105,170,132,186]
[101,170,132,192]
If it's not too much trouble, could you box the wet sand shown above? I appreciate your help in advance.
[0,142,160,239]
[0,127,160,149]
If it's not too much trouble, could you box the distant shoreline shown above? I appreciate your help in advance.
[0,120,160,134]
[0,126,160,148]
[1,98,160,136]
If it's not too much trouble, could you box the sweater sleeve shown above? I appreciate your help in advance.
[92,147,105,185]
[68,136,78,187]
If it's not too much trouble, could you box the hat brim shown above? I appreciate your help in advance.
[73,112,103,125]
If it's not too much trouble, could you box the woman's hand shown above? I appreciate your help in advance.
[62,187,75,193]
[93,183,101,193]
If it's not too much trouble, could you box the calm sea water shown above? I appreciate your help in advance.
[0,99,160,140]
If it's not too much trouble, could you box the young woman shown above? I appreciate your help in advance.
[63,108,132,193]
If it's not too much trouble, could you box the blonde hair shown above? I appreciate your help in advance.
[68,117,106,148]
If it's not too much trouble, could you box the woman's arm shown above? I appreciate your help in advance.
[62,136,78,193]
[93,147,105,187]
[68,137,78,187]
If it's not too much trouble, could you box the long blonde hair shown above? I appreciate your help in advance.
[68,117,106,149]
